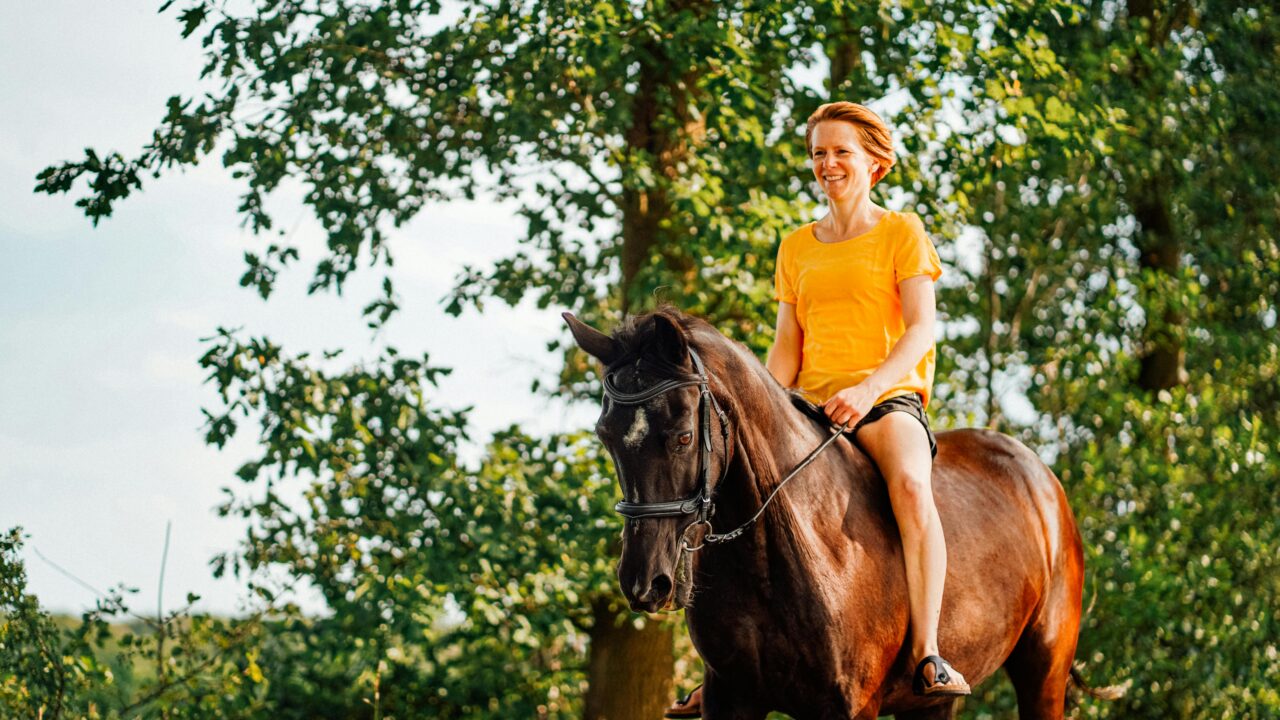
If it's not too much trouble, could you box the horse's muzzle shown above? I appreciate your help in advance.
[618,519,687,612]
[625,571,675,613]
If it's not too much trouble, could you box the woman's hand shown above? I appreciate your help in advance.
[822,383,880,429]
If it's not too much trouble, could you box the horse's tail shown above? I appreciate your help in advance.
[1066,573,1129,707]
[1069,664,1129,702]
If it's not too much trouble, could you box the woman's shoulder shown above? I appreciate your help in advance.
[777,223,816,257]
[781,222,815,245]
[885,208,924,226]
[884,209,928,239]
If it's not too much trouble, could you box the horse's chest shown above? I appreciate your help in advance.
[688,589,841,684]
[687,545,907,711]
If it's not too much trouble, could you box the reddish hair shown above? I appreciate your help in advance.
[805,102,896,187]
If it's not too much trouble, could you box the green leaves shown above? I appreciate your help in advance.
[190,321,635,715]
[27,0,1280,716]
[238,245,300,300]
[174,3,210,39]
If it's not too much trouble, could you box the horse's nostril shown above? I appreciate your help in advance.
[649,574,673,600]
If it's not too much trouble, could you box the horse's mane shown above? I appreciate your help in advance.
[786,392,833,431]
[609,305,836,435]
[606,305,701,377]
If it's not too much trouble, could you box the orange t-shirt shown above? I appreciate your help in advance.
[774,210,943,407]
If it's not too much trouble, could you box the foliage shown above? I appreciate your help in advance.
[2,527,105,719]
[1,528,276,719]
[923,2,1280,716]
[197,329,649,716]
[29,0,1280,718]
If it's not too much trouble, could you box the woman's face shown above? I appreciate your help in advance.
[810,120,881,204]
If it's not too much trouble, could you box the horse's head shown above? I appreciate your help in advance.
[564,309,732,612]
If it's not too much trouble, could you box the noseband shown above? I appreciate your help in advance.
[602,347,847,551]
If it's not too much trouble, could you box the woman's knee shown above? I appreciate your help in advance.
[887,470,936,526]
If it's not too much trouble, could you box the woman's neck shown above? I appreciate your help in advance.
[818,197,885,240]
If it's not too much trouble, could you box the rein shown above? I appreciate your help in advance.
[682,417,847,551]
[602,348,848,552]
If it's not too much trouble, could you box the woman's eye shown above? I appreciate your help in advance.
[677,432,693,446]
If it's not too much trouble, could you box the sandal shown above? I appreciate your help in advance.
[912,655,971,697]
[663,684,703,719]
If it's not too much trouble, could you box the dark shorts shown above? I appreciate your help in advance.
[846,393,938,458]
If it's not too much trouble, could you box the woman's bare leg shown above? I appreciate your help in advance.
[856,412,958,682]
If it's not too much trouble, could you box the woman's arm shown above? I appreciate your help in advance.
[858,274,936,398]
[766,301,803,387]
[822,275,936,425]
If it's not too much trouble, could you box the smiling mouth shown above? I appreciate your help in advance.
[823,174,847,183]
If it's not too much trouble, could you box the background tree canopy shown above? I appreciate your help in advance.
[6,0,1277,718]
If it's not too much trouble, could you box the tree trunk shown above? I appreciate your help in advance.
[619,61,668,313]
[1133,185,1187,390]
[594,5,710,715]
[1127,0,1190,391]
[618,0,709,314]
[583,596,674,720]
[826,14,862,94]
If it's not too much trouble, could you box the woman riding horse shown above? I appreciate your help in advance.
[665,101,968,718]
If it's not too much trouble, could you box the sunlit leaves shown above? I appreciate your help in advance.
[26,0,1280,717]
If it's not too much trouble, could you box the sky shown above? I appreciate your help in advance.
[0,1,595,616]
[0,2,1038,620]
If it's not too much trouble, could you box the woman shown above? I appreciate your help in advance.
[664,101,967,719]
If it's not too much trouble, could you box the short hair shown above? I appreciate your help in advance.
[805,102,896,187]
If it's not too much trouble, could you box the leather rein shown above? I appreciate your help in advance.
[603,348,848,552]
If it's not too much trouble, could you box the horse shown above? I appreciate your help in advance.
[564,307,1110,720]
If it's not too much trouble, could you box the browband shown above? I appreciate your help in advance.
[604,348,726,524]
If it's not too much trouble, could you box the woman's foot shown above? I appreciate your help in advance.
[663,684,703,719]
[912,656,971,697]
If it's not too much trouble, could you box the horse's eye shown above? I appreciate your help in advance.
[677,432,693,446]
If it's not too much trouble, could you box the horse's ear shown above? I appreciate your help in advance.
[653,313,688,366]
[563,312,621,366]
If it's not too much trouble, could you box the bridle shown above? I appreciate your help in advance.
[605,348,728,527]
[602,347,848,552]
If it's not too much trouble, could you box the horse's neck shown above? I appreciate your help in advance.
[691,421,862,623]
[731,359,857,492]
[698,337,878,558]
[716,378,871,569]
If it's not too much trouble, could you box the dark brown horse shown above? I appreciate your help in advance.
[565,307,1110,720]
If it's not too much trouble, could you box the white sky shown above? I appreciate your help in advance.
[0,2,1041,619]
[0,1,595,616]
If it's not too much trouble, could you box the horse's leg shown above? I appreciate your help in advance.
[1006,491,1085,720]
[1005,637,1074,720]
[833,692,882,720]
[894,702,957,720]
[1004,588,1082,719]
[701,672,767,720]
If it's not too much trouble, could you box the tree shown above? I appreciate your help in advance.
[917,1,1280,715]
[37,2,815,716]
[1,527,277,719]
[36,0,1279,717]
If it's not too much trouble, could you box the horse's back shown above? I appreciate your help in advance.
[931,427,1081,586]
